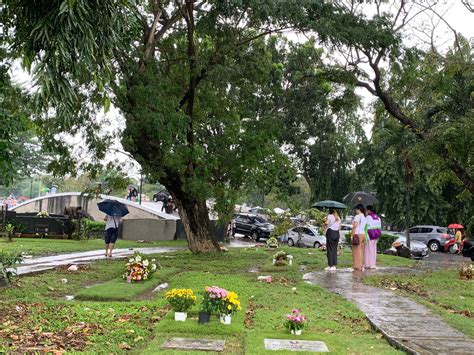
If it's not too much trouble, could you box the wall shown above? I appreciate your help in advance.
[122,219,177,241]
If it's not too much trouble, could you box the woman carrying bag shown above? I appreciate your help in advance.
[364,205,382,269]
[351,204,367,271]
[324,208,341,271]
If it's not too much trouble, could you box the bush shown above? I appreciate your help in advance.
[344,232,397,252]
[83,220,106,232]
[0,251,23,285]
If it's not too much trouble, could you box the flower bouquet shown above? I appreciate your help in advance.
[123,252,157,283]
[459,263,473,280]
[285,309,307,335]
[199,286,227,324]
[166,288,196,321]
[36,211,49,218]
[273,251,287,266]
[219,291,241,325]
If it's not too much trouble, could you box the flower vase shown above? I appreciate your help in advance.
[272,259,276,265]
[288,259,293,266]
[220,314,232,325]
[126,275,132,283]
[174,312,187,322]
[291,329,302,335]
[198,311,211,324]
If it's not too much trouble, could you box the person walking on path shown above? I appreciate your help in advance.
[455,228,463,254]
[364,205,382,269]
[324,208,341,271]
[351,204,367,271]
[104,214,122,257]
[162,196,177,214]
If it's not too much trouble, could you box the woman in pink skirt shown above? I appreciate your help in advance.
[364,205,382,269]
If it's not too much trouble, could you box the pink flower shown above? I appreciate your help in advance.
[292,309,300,314]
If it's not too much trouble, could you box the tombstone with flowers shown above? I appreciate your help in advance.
[123,252,157,283]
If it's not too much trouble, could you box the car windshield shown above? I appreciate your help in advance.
[252,216,267,223]
[397,236,406,243]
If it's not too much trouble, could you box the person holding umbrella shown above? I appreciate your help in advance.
[351,204,367,271]
[98,199,129,257]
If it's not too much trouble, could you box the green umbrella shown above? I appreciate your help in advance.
[311,200,347,209]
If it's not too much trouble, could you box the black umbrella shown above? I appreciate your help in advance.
[343,191,378,206]
[311,200,347,209]
[97,199,129,217]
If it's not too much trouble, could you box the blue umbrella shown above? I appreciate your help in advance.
[97,199,129,217]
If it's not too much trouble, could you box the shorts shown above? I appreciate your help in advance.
[105,228,119,244]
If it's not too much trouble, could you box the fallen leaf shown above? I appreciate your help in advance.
[119,342,131,350]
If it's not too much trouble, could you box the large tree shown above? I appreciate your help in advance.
[4,0,323,252]
[304,0,474,194]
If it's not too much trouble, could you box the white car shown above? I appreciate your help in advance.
[287,226,326,248]
[339,223,352,244]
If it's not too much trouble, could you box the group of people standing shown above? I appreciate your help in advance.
[324,204,382,272]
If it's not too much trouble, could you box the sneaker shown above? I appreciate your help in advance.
[329,266,337,271]
[324,266,331,271]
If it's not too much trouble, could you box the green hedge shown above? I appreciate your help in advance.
[344,233,397,252]
[83,220,106,232]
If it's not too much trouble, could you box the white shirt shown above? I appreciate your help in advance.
[105,215,122,230]
[327,214,341,231]
[353,213,367,235]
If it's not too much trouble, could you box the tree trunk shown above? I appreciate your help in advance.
[173,194,220,253]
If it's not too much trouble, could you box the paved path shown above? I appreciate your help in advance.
[16,247,183,275]
[15,238,256,276]
[303,268,474,354]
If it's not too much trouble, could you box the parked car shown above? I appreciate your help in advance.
[339,223,352,245]
[232,214,274,241]
[153,190,170,202]
[386,234,430,259]
[461,239,474,261]
[287,225,326,248]
[407,225,452,252]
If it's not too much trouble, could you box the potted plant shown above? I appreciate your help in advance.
[199,286,227,324]
[459,263,473,280]
[266,236,279,248]
[219,291,241,325]
[285,309,307,335]
[273,251,287,266]
[165,288,196,321]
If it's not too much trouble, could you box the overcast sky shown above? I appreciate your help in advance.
[10,0,474,179]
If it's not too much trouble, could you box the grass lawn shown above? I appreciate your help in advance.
[0,237,186,256]
[0,246,413,353]
[363,268,474,339]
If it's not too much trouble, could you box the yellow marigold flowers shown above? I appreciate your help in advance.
[166,288,196,312]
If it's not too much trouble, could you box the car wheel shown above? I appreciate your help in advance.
[251,231,260,242]
[448,244,458,254]
[428,240,440,252]
[288,238,295,247]
[314,242,321,249]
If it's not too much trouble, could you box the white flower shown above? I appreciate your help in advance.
[151,264,157,271]
[129,258,134,263]
[143,260,149,267]
[292,287,297,292]
[135,255,142,262]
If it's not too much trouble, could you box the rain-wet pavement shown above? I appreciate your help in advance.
[303,267,474,354]
[14,238,257,276]
[15,246,183,275]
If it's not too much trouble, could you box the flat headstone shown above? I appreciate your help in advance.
[264,339,329,352]
[162,337,226,352]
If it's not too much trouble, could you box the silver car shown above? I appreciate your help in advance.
[408,225,452,252]
[287,225,326,248]
[388,233,430,259]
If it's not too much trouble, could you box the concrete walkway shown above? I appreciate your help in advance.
[16,247,183,275]
[15,238,256,276]
[303,269,474,354]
